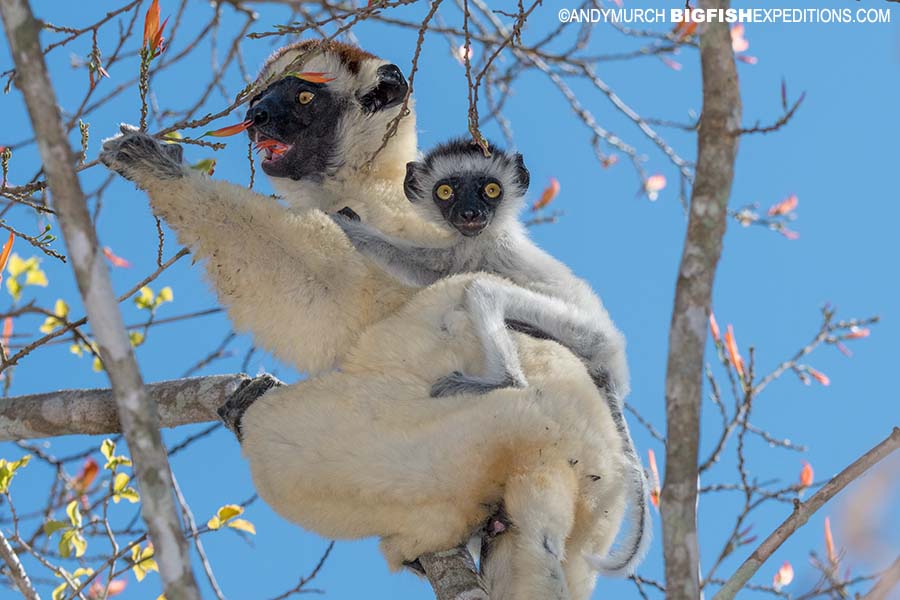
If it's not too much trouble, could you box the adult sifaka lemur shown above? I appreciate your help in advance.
[100,40,633,600]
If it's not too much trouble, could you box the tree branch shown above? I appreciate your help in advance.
[0,527,40,600]
[419,546,489,600]
[861,554,900,600]
[0,375,250,441]
[713,428,900,600]
[660,0,742,598]
[0,2,201,597]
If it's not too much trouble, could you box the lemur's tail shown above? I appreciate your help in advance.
[584,395,652,577]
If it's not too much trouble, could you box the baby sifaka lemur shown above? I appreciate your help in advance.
[331,138,651,575]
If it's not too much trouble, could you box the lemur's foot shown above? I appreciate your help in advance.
[336,206,361,221]
[217,374,281,442]
[99,124,184,183]
[429,371,525,398]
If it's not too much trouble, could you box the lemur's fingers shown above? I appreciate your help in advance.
[430,371,525,398]
[161,142,184,165]
[99,128,183,182]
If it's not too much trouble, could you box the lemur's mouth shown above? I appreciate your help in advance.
[453,220,488,237]
[253,133,293,166]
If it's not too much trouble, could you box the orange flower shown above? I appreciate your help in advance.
[644,174,666,201]
[201,120,252,138]
[807,367,830,386]
[767,194,798,216]
[844,326,870,340]
[73,458,99,494]
[709,312,721,343]
[724,325,745,379]
[142,0,168,57]
[799,461,814,489]
[772,561,794,591]
[88,579,127,599]
[286,71,337,84]
[0,231,14,283]
[824,517,838,567]
[254,138,290,157]
[103,247,131,268]
[647,449,661,510]
[531,178,560,211]
[1,317,12,349]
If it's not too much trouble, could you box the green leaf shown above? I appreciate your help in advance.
[0,454,29,493]
[113,472,130,493]
[43,520,68,536]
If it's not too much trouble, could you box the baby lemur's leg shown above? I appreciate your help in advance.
[430,278,528,398]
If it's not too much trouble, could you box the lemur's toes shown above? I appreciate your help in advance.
[218,374,282,441]
[337,206,361,221]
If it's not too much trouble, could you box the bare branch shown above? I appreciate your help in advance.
[0,527,40,600]
[713,428,900,600]
[860,555,900,600]
[419,546,489,600]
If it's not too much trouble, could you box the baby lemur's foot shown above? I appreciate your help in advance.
[217,374,282,441]
[430,371,526,398]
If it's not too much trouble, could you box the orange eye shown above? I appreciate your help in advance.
[435,184,454,201]
[298,91,315,105]
[484,182,502,199]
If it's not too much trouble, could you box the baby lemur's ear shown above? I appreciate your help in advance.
[403,161,426,201]
[358,64,408,114]
[513,153,530,191]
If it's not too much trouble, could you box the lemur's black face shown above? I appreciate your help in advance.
[429,174,504,237]
[245,64,408,181]
[245,78,345,180]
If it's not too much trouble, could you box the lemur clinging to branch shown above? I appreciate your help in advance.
[100,40,633,600]
[331,138,650,576]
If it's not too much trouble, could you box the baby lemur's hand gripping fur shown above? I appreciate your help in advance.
[331,138,651,576]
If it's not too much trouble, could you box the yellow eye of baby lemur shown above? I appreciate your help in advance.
[435,184,454,201]
[484,182,502,199]
[298,91,315,105]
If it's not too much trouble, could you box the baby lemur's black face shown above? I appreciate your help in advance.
[428,173,504,237]
[245,64,407,181]
[404,139,530,237]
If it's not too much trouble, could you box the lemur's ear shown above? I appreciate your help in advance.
[359,64,408,114]
[404,162,426,202]
[513,153,530,191]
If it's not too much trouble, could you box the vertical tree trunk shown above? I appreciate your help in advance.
[0,2,201,598]
[661,1,741,598]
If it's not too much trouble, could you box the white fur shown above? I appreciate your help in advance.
[114,43,633,600]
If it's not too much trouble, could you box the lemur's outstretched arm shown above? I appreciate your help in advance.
[100,127,408,373]
[330,211,451,287]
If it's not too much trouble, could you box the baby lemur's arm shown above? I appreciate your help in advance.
[331,210,453,287]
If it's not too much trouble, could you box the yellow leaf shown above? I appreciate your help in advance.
[71,532,87,557]
[6,254,26,277]
[227,518,256,535]
[113,472,130,493]
[114,488,140,504]
[25,268,48,287]
[39,316,61,334]
[70,344,83,357]
[206,516,221,530]
[66,500,82,527]
[100,439,115,461]
[157,286,173,303]
[53,299,69,318]
[52,582,67,600]
[92,356,104,372]
[129,331,145,347]
[6,278,21,301]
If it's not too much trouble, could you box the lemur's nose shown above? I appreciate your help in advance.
[247,105,270,126]
[460,209,479,221]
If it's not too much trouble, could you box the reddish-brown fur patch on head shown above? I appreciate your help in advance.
[259,39,377,80]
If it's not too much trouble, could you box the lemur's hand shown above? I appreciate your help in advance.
[336,206,361,221]
[99,124,184,185]
[329,207,366,239]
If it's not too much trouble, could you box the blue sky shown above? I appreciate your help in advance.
[0,1,898,598]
